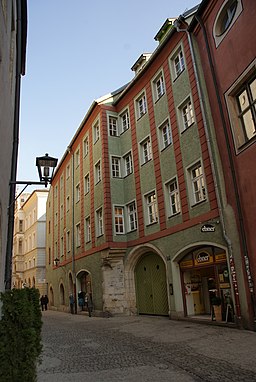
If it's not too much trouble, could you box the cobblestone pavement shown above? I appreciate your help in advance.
[38,310,256,382]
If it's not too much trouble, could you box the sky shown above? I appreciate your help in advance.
[18,0,199,191]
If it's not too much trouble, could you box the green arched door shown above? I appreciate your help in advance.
[135,253,168,315]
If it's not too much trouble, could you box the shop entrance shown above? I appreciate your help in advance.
[135,253,168,316]
[180,246,234,322]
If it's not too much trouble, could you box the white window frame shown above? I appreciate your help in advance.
[95,161,101,184]
[225,63,256,152]
[123,151,133,176]
[114,206,125,234]
[96,207,104,237]
[85,216,91,243]
[75,149,80,168]
[84,173,90,194]
[111,156,121,178]
[213,0,243,47]
[126,201,137,232]
[83,136,89,157]
[188,161,207,205]
[166,178,181,216]
[140,137,152,164]
[179,97,195,132]
[145,191,158,225]
[159,119,172,149]
[153,71,165,102]
[66,196,70,212]
[136,92,147,119]
[93,121,100,143]
[66,163,70,179]
[66,230,71,253]
[170,45,185,80]
[76,223,81,247]
[75,183,80,203]
[108,115,118,137]
[119,109,130,133]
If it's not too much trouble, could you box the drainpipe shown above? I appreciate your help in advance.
[174,19,242,320]
[5,0,27,290]
[68,146,77,314]
[194,14,255,325]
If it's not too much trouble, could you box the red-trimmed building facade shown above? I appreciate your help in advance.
[46,7,251,327]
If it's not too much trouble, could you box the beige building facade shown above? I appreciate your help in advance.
[12,190,48,295]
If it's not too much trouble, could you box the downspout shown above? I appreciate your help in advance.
[5,0,27,290]
[174,19,242,320]
[68,146,77,314]
[194,14,255,325]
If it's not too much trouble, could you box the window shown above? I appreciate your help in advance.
[180,98,195,132]
[96,208,104,237]
[66,230,71,252]
[55,212,58,226]
[136,93,147,119]
[60,237,64,257]
[60,175,64,189]
[76,223,81,247]
[66,164,70,179]
[83,137,89,157]
[227,72,256,150]
[60,204,64,219]
[108,116,118,136]
[127,201,137,231]
[19,220,23,232]
[95,161,101,183]
[123,152,133,176]
[140,137,152,164]
[111,156,121,178]
[120,109,130,133]
[167,178,180,216]
[66,196,70,212]
[189,162,206,205]
[85,216,91,243]
[75,149,80,167]
[173,48,185,78]
[84,174,90,194]
[145,191,158,224]
[54,185,58,198]
[160,120,172,149]
[214,0,242,47]
[114,206,125,234]
[93,121,100,143]
[75,183,80,202]
[153,72,165,101]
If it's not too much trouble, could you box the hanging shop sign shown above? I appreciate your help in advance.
[201,224,215,232]
[194,252,213,266]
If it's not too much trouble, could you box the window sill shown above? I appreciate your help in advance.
[141,158,152,167]
[161,143,172,152]
[96,234,104,238]
[172,68,185,83]
[168,212,181,219]
[137,112,147,121]
[146,221,158,227]
[180,122,194,134]
[154,92,165,104]
[191,198,207,208]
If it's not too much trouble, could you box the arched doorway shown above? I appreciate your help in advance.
[135,253,168,316]
[60,283,65,305]
[49,286,54,306]
[77,270,92,294]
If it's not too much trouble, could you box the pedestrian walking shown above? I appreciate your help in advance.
[69,293,74,314]
[78,290,85,311]
[44,295,49,311]
[40,295,45,311]
[85,292,93,317]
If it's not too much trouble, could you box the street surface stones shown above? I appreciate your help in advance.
[37,310,256,382]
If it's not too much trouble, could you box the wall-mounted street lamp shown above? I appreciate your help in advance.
[54,257,60,267]
[5,153,58,290]
[9,153,58,201]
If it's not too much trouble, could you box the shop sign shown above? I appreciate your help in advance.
[180,259,193,269]
[201,224,215,233]
[194,252,213,266]
[215,253,226,262]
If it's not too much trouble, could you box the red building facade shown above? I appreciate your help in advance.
[188,0,256,329]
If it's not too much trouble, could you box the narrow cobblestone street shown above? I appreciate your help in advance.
[38,310,256,382]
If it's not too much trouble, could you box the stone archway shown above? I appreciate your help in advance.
[125,243,169,316]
